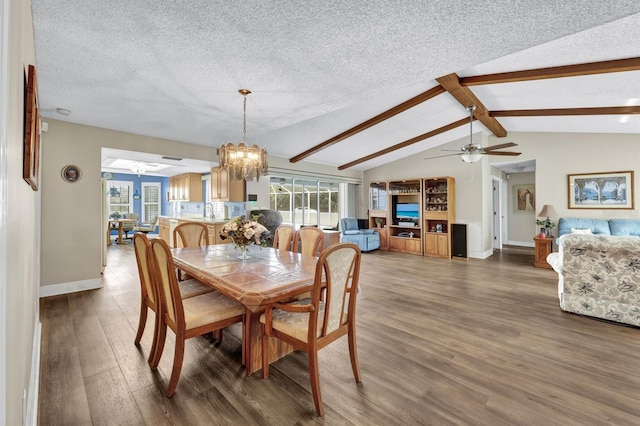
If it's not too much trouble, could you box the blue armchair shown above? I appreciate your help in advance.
[340,217,380,252]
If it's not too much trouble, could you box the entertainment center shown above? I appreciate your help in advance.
[368,176,456,258]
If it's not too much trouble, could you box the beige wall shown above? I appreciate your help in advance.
[41,119,216,288]
[506,172,536,245]
[364,131,639,258]
[4,0,39,424]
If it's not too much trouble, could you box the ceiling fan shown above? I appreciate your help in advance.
[425,106,521,162]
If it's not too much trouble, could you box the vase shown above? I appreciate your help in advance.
[234,242,251,259]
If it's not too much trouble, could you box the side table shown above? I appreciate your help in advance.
[533,236,553,269]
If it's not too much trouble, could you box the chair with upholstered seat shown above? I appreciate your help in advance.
[273,224,295,251]
[260,242,362,416]
[149,238,245,397]
[293,226,325,257]
[122,212,139,240]
[173,221,209,281]
[173,221,209,247]
[132,233,213,364]
[133,215,159,235]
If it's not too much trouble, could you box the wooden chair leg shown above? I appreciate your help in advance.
[348,327,361,383]
[166,337,185,397]
[134,302,147,345]
[261,325,269,379]
[308,350,324,417]
[147,310,161,364]
[149,321,167,368]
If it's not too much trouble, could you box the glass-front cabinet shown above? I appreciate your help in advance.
[423,177,455,258]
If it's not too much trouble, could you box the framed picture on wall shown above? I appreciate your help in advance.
[23,64,40,191]
[568,170,634,209]
[513,184,535,213]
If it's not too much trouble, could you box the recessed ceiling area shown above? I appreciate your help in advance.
[101,148,217,177]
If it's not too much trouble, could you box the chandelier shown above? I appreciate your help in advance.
[219,89,268,181]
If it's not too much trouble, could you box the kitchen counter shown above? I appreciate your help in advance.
[159,215,229,225]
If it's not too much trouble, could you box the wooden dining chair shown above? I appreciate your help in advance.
[149,238,245,397]
[260,242,362,416]
[273,224,295,251]
[173,221,209,247]
[173,221,209,280]
[132,234,213,364]
[293,226,325,256]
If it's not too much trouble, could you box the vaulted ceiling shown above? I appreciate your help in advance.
[32,2,640,175]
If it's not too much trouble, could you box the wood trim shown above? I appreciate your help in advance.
[289,85,445,163]
[491,106,640,117]
[460,57,640,86]
[435,73,507,137]
[338,118,468,170]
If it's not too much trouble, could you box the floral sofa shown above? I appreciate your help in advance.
[549,233,640,327]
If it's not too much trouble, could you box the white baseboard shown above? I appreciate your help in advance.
[39,278,102,298]
[505,240,535,248]
[25,320,41,426]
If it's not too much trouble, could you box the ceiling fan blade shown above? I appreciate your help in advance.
[424,153,462,160]
[483,142,518,151]
[485,151,521,156]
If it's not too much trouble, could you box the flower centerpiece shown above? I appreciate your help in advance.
[219,215,270,259]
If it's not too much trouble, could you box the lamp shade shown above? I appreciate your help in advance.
[537,204,557,218]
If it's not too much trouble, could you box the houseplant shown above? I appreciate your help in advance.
[536,218,556,238]
[219,215,270,259]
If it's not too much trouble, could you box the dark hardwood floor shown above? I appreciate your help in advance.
[38,242,640,425]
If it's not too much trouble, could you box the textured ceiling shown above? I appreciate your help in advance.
[32,1,640,174]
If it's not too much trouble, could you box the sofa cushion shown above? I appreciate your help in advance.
[609,219,640,237]
[558,218,610,237]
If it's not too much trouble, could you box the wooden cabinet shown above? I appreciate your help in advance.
[388,234,422,254]
[210,167,245,201]
[375,227,388,250]
[169,173,203,202]
[424,232,449,258]
[534,237,553,268]
[387,179,422,255]
[423,177,455,258]
[158,217,170,242]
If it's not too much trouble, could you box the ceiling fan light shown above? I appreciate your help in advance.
[461,152,482,163]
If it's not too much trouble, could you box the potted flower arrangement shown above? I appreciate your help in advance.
[219,215,270,259]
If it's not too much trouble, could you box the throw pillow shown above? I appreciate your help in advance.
[571,228,593,235]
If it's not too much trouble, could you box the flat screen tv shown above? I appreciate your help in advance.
[395,202,419,220]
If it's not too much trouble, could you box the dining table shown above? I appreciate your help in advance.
[171,243,318,376]
[107,218,138,245]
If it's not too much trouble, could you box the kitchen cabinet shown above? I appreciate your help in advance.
[169,173,203,202]
[210,167,245,201]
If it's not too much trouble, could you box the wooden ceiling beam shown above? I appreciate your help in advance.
[460,57,640,86]
[338,117,469,170]
[436,73,507,137]
[289,85,445,163]
[491,106,640,117]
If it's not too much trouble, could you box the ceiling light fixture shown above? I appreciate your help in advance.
[461,106,482,163]
[131,162,147,177]
[56,108,71,116]
[219,89,268,181]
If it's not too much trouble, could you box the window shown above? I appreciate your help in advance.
[108,180,133,216]
[270,177,340,228]
[141,182,160,222]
